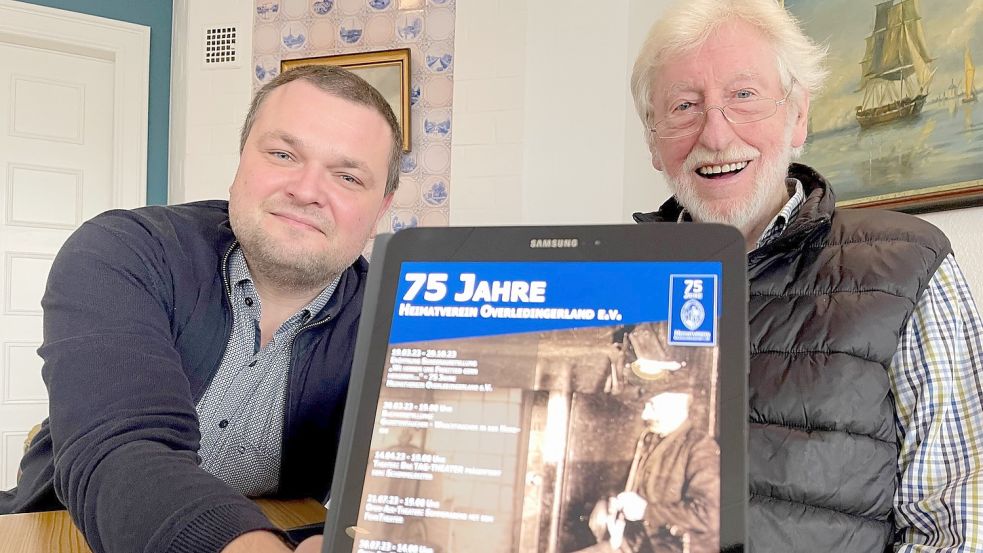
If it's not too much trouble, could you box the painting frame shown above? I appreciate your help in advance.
[835,177,983,213]
[783,0,983,213]
[281,48,412,152]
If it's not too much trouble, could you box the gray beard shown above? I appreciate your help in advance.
[670,147,792,235]
[666,125,795,236]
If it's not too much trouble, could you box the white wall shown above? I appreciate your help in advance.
[169,0,254,204]
[520,2,629,224]
[448,0,527,225]
[919,208,983,305]
[450,0,670,226]
[620,1,672,221]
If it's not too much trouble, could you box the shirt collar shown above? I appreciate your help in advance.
[227,245,340,322]
[754,178,805,250]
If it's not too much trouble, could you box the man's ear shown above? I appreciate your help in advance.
[371,193,396,238]
[791,88,810,148]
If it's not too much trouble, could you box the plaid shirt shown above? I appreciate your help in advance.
[718,181,983,550]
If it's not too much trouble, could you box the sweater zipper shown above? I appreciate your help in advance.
[278,308,335,489]
[197,242,239,401]
[221,242,236,297]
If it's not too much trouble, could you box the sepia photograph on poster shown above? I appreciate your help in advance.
[348,262,726,553]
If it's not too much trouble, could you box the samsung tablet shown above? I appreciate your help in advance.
[322,224,747,553]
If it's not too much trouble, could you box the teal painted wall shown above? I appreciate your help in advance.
[19,0,172,205]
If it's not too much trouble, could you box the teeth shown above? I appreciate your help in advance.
[697,161,748,175]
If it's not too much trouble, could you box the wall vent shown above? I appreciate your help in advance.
[203,26,238,66]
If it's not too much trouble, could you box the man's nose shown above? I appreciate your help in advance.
[697,106,738,151]
[285,165,327,204]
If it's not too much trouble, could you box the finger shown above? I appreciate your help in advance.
[295,535,324,553]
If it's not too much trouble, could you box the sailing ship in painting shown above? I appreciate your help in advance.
[855,0,936,129]
[963,46,978,104]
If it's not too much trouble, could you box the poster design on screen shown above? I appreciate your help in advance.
[353,261,724,553]
[669,274,718,346]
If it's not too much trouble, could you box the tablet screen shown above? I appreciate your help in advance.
[347,260,725,553]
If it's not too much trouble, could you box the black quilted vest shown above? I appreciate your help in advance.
[634,164,951,552]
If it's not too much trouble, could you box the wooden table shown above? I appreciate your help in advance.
[0,498,326,553]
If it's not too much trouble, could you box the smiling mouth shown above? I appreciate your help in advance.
[272,212,322,233]
[696,160,750,178]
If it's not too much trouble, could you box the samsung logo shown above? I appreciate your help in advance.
[529,238,579,248]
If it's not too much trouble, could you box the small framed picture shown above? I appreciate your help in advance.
[282,48,412,151]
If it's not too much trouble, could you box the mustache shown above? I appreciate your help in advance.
[681,145,760,172]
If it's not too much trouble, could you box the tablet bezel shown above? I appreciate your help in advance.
[322,224,748,552]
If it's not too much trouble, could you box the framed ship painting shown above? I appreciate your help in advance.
[784,0,983,212]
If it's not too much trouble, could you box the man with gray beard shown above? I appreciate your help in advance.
[1,64,399,553]
[630,0,983,551]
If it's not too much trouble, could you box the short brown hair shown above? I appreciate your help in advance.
[240,64,402,195]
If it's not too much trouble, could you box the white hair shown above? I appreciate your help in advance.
[630,0,828,148]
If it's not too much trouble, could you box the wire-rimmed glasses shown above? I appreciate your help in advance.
[650,81,795,139]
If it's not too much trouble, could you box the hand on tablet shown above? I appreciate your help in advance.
[295,536,323,552]
[222,531,294,552]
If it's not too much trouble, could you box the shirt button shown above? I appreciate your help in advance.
[218,419,229,429]
[244,297,253,306]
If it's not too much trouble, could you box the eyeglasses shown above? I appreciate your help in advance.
[649,81,795,139]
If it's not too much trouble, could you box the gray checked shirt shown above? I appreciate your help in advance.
[196,246,339,496]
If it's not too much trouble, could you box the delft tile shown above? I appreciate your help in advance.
[423,110,451,139]
[337,0,365,16]
[338,17,364,44]
[424,46,453,73]
[282,0,309,18]
[423,75,453,107]
[393,178,420,208]
[391,210,420,232]
[421,208,448,227]
[399,151,418,174]
[254,56,281,84]
[421,143,450,172]
[425,7,453,41]
[256,1,281,22]
[395,10,424,42]
[422,176,449,206]
[309,20,337,49]
[311,0,335,16]
[365,13,396,45]
[253,24,280,54]
[280,21,308,50]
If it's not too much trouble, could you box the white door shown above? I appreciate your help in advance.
[0,0,149,490]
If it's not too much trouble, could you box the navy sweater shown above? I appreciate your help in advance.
[0,201,366,552]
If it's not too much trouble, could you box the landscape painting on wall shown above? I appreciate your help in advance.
[785,0,983,211]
